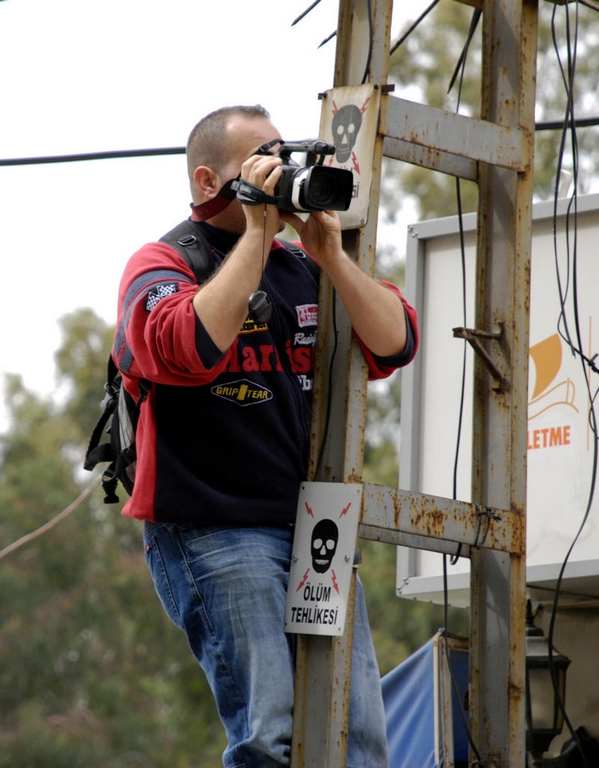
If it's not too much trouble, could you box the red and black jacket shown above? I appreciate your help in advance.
[113,221,418,526]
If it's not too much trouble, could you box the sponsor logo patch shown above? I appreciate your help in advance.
[145,282,178,312]
[211,379,273,406]
[241,317,268,334]
[296,304,318,328]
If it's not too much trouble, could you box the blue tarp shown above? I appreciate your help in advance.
[382,634,469,768]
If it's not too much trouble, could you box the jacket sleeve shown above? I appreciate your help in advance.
[289,238,419,381]
[358,280,419,381]
[112,242,231,385]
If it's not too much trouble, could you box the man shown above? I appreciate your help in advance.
[113,104,418,767]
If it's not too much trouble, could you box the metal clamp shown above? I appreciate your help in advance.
[473,505,503,549]
[453,326,510,391]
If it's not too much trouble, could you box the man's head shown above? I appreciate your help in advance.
[186,105,282,231]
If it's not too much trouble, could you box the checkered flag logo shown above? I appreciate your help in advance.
[145,282,178,312]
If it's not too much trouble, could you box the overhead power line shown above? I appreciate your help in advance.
[0,146,185,167]
[2,118,599,169]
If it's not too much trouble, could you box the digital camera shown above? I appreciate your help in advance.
[233,139,354,214]
[271,140,354,213]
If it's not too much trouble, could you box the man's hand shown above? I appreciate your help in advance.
[240,153,283,243]
[281,209,345,268]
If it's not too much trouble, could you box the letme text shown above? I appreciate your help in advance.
[527,424,571,450]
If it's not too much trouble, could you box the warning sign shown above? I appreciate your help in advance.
[319,83,381,230]
[285,482,362,636]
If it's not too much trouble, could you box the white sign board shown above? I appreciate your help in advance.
[397,194,599,606]
[285,482,362,636]
[319,83,381,229]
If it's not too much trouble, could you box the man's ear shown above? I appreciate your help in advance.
[193,166,221,199]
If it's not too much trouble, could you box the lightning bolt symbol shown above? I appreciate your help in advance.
[351,151,360,175]
[339,502,351,519]
[331,570,340,594]
[296,568,311,591]
[305,502,314,518]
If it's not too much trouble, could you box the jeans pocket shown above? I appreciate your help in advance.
[144,528,184,630]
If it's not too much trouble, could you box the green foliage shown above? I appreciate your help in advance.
[54,308,116,442]
[0,309,225,768]
[385,1,599,223]
[385,1,480,221]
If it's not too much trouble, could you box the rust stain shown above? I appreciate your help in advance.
[409,501,447,538]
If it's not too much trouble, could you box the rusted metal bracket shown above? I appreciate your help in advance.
[453,326,510,391]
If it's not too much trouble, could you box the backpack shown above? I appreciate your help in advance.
[84,220,318,504]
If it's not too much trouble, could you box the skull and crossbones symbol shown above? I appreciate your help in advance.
[310,519,339,574]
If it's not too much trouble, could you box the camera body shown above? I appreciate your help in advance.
[232,139,354,214]
[272,140,354,213]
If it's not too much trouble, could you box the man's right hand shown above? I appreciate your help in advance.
[239,153,284,244]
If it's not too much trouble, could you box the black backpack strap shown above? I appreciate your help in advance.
[160,224,317,287]
[84,356,121,471]
[84,356,152,504]
[278,239,320,282]
[159,219,216,285]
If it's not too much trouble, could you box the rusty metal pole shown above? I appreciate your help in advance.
[290,1,393,766]
[469,1,538,765]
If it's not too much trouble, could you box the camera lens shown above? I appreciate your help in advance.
[307,170,336,207]
[300,166,353,212]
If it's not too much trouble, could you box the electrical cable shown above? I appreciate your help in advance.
[449,170,469,570]
[317,30,336,49]
[312,288,339,481]
[433,5,598,763]
[541,4,597,764]
[447,8,482,96]
[291,0,322,27]
[0,475,102,562]
[440,13,486,765]
[537,116,599,131]
[0,146,185,166]
[360,0,374,85]
[389,0,442,58]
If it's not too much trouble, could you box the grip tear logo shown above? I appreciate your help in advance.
[211,379,273,406]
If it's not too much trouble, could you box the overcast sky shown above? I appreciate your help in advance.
[0,0,430,432]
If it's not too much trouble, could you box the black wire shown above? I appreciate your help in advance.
[0,146,185,167]
[361,0,374,85]
[447,9,482,96]
[536,116,599,131]
[3,116,599,171]
[448,176,468,571]
[443,557,485,767]
[389,0,442,57]
[545,4,595,765]
[441,14,485,765]
[449,3,478,512]
[317,30,336,49]
[291,0,322,27]
[313,289,339,480]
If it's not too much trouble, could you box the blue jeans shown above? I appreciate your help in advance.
[143,522,388,768]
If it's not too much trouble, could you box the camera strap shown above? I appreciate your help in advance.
[189,178,237,221]
[230,178,278,207]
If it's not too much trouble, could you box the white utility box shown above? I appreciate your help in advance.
[397,194,599,607]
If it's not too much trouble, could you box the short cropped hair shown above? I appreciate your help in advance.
[186,105,271,182]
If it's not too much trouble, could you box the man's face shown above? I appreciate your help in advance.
[220,115,282,183]
[214,115,282,234]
